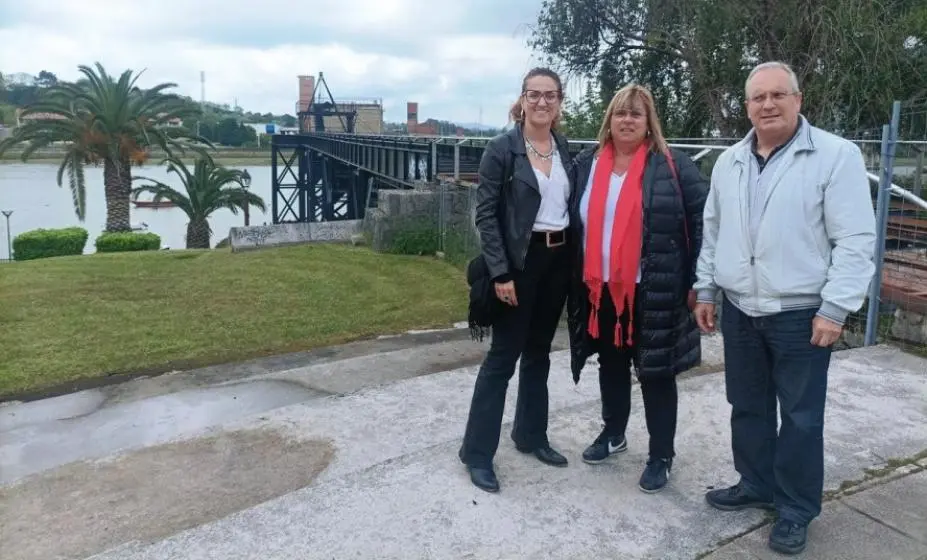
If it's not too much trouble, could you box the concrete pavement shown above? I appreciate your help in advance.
[0,330,925,560]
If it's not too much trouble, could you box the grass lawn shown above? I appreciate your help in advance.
[0,244,469,399]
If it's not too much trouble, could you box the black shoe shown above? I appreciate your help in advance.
[705,483,774,511]
[639,457,672,493]
[516,444,569,467]
[467,466,499,493]
[582,430,628,464]
[768,519,808,555]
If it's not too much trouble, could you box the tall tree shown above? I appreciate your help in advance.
[131,156,266,249]
[0,62,212,231]
[531,0,927,137]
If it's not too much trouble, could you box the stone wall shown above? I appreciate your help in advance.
[891,308,927,346]
[363,177,480,261]
[228,220,362,252]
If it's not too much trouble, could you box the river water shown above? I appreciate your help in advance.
[0,163,273,258]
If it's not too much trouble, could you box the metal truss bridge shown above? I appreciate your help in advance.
[269,131,927,225]
[268,132,729,224]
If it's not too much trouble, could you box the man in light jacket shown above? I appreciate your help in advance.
[693,61,876,555]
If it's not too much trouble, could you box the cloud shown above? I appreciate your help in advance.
[0,0,549,127]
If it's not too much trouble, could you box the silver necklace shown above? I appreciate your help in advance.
[525,136,555,160]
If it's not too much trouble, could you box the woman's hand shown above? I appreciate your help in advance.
[494,281,518,306]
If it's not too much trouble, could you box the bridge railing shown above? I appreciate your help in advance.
[302,131,926,211]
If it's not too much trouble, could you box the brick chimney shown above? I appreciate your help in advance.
[406,102,418,130]
[298,75,316,113]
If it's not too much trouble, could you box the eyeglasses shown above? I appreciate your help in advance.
[748,91,799,104]
[524,90,562,104]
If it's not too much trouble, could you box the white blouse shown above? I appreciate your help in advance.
[532,149,570,231]
[579,155,642,283]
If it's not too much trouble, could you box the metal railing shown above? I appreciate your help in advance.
[309,132,926,211]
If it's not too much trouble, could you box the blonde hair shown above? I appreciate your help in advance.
[596,84,669,156]
[508,67,563,129]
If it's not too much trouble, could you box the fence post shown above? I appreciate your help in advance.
[914,147,924,199]
[865,101,901,346]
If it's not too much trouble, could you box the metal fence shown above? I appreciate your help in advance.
[423,102,927,356]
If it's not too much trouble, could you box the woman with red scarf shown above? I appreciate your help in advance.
[566,84,708,493]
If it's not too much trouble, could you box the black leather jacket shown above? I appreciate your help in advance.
[474,124,573,281]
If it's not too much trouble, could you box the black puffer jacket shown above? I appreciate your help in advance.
[474,124,573,281]
[566,146,709,381]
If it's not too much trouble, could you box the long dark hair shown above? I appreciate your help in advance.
[508,67,563,128]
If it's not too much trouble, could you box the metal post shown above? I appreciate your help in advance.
[914,147,924,199]
[1,210,12,262]
[865,100,901,346]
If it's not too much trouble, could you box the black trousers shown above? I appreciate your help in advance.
[595,287,678,460]
[458,237,570,469]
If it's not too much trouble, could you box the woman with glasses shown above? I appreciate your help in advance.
[458,67,574,493]
[566,84,708,493]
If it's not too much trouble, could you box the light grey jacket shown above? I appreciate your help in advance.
[694,116,877,325]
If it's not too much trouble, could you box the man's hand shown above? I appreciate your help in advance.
[494,280,518,306]
[687,290,697,311]
[811,315,842,347]
[694,302,715,333]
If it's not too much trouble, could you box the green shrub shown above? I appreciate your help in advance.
[386,218,438,255]
[12,227,88,261]
[95,231,161,253]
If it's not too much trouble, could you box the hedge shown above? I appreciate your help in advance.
[95,231,162,253]
[12,227,88,261]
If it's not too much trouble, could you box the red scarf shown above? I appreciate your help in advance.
[583,141,649,347]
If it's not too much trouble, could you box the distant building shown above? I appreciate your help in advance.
[296,75,383,134]
[14,109,66,127]
[13,109,182,128]
[244,123,299,137]
[406,102,464,136]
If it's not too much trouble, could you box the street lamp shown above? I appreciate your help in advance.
[1,210,12,262]
[240,169,252,226]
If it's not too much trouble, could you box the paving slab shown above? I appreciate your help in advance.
[1,430,335,560]
[0,337,499,485]
[0,379,320,484]
[67,344,925,560]
[726,501,926,560]
[841,470,927,544]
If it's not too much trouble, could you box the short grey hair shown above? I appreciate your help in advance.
[745,61,800,96]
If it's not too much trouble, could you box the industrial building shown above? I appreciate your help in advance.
[297,74,383,134]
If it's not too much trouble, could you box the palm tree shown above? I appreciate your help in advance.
[0,62,211,232]
[132,155,266,249]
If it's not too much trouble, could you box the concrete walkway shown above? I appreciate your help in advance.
[1,332,925,559]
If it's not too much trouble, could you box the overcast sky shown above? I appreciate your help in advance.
[0,0,581,128]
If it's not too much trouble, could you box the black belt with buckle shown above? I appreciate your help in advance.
[531,229,567,247]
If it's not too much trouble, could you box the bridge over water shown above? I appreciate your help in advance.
[267,132,747,223]
[269,132,925,224]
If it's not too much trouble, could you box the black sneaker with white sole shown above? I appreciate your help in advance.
[581,431,627,464]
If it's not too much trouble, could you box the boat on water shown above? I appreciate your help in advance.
[132,200,176,209]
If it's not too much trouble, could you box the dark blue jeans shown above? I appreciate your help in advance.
[721,296,832,525]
